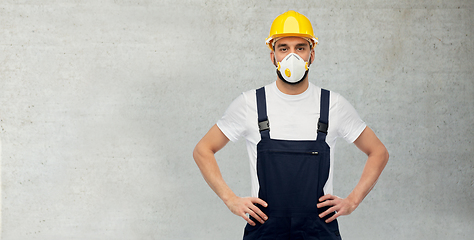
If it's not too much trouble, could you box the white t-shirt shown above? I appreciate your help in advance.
[217,81,366,197]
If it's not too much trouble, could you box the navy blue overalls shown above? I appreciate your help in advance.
[243,87,341,240]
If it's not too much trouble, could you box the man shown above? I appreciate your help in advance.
[193,10,389,240]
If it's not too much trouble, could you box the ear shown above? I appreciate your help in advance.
[309,49,315,65]
[270,51,277,67]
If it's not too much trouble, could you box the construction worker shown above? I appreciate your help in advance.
[193,10,389,239]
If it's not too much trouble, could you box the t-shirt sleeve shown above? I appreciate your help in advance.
[216,93,249,142]
[334,94,367,143]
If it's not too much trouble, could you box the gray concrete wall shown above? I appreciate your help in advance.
[1,0,473,239]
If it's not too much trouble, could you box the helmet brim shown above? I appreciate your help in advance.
[266,34,318,50]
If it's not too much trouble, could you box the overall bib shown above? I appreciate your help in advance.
[243,87,341,240]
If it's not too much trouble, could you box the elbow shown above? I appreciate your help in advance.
[193,141,212,166]
[381,147,389,166]
[193,143,202,163]
[383,144,389,160]
[369,145,389,168]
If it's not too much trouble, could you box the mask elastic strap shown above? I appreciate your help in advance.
[274,54,311,68]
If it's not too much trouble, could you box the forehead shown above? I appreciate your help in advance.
[274,37,310,47]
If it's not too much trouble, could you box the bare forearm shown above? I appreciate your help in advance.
[317,140,389,223]
[193,145,236,203]
[347,149,389,205]
[193,125,269,226]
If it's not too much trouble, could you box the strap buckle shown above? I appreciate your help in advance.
[317,120,328,134]
[258,120,270,132]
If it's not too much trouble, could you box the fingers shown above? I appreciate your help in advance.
[242,213,256,226]
[318,205,337,220]
[317,194,338,209]
[230,197,268,226]
[317,194,341,223]
[246,205,267,226]
[317,199,335,208]
[247,198,268,225]
[318,194,336,203]
[325,211,342,223]
[251,197,268,208]
[317,195,358,223]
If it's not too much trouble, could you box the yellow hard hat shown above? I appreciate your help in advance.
[265,10,318,50]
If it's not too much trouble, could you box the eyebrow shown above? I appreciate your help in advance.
[295,43,309,48]
[276,43,309,48]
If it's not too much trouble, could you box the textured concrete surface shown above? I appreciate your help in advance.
[1,0,473,239]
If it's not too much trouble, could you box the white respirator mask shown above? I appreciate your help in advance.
[276,53,310,84]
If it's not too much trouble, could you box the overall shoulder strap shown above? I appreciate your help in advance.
[256,87,270,139]
[317,88,330,141]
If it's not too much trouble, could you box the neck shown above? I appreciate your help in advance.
[276,78,309,95]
